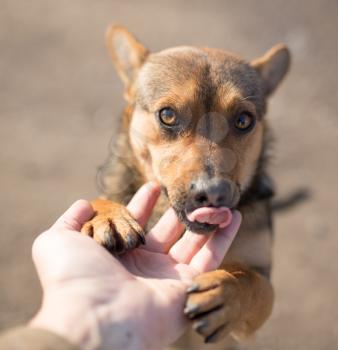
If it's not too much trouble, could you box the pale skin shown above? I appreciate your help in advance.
[30,183,242,350]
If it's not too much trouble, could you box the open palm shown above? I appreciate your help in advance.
[31,183,241,350]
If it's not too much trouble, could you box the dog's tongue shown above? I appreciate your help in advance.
[186,207,232,228]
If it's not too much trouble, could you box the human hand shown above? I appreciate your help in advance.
[30,183,241,350]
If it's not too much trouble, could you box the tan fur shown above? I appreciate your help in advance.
[82,24,290,349]
[81,199,145,255]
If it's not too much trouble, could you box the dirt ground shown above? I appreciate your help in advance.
[1,0,338,348]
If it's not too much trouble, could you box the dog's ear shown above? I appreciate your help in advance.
[106,24,149,89]
[251,44,290,96]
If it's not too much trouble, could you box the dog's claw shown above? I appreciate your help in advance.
[187,283,199,293]
[81,201,145,255]
[204,325,226,343]
[185,271,242,343]
[184,304,199,317]
[138,233,146,245]
[193,319,208,332]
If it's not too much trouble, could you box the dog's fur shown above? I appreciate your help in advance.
[81,25,290,349]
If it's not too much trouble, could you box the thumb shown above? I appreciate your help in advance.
[50,200,94,231]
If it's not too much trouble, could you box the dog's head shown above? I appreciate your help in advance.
[106,25,290,233]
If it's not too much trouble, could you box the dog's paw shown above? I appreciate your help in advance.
[81,200,145,255]
[184,270,242,343]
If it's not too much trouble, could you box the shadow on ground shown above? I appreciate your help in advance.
[1,1,338,349]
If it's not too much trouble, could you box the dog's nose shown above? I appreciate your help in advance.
[189,178,233,208]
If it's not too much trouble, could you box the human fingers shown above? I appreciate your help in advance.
[142,208,185,253]
[189,211,242,273]
[168,230,210,265]
[51,200,94,232]
[127,182,161,227]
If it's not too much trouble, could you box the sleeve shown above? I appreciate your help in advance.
[0,326,81,350]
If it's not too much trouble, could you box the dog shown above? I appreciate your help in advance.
[81,25,290,349]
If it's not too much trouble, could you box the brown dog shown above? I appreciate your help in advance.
[81,25,290,349]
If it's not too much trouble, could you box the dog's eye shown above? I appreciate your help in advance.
[158,108,177,127]
[234,112,255,132]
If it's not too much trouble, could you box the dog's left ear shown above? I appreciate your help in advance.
[251,44,290,96]
[106,24,149,90]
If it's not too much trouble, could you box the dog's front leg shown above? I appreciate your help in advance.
[81,199,145,255]
[184,265,274,343]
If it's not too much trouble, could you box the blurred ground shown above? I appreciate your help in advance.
[1,0,338,349]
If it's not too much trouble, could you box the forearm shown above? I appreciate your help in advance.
[226,264,274,338]
[0,326,80,350]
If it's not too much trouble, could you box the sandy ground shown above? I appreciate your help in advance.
[1,0,338,348]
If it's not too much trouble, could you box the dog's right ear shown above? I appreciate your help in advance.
[106,25,149,90]
[251,44,290,96]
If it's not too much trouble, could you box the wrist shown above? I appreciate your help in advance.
[29,285,150,350]
[29,291,101,350]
